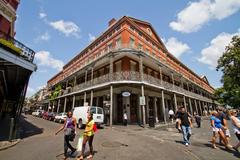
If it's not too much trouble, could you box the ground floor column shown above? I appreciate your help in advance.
[110,85,113,127]
[198,100,203,116]
[84,92,87,103]
[72,95,75,109]
[63,97,67,113]
[47,102,50,112]
[90,90,93,106]
[154,97,158,123]
[173,93,178,112]
[183,95,187,110]
[194,99,199,115]
[161,90,167,123]
[188,98,193,115]
[57,99,60,113]
[141,85,146,127]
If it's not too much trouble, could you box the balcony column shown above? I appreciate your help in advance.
[198,100,203,116]
[110,54,114,81]
[139,55,143,81]
[57,99,60,113]
[173,93,178,112]
[72,95,75,109]
[63,97,67,113]
[183,95,187,111]
[187,82,189,91]
[84,92,87,104]
[171,73,174,88]
[194,99,199,115]
[110,85,113,127]
[90,90,93,106]
[154,97,158,123]
[161,90,167,124]
[188,98,193,115]
[159,66,163,85]
[74,76,77,86]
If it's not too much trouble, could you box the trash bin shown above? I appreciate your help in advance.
[149,116,155,128]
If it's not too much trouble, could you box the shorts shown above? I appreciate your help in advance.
[235,133,240,141]
[224,129,231,137]
[212,127,221,133]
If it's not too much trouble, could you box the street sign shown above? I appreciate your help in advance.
[139,96,145,105]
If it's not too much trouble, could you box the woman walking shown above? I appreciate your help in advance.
[78,113,95,160]
[229,110,240,152]
[210,111,231,149]
[56,111,77,160]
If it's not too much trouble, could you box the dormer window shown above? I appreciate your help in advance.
[147,28,152,35]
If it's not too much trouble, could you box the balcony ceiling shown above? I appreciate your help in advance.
[0,57,31,101]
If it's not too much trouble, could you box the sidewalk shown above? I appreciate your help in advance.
[0,114,21,151]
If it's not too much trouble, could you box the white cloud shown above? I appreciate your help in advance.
[49,20,80,38]
[39,12,47,19]
[169,0,240,33]
[26,86,35,97]
[198,30,240,68]
[36,32,50,41]
[35,51,64,71]
[163,37,190,58]
[88,33,96,42]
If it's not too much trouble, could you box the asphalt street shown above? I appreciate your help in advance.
[0,115,239,160]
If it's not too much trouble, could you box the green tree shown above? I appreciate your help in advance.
[216,35,240,108]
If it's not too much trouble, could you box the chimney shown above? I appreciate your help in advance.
[108,18,116,27]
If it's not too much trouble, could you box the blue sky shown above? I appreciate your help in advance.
[15,0,240,97]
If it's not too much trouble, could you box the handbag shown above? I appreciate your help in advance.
[93,123,98,132]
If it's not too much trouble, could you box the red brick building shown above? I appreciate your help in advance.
[47,16,215,126]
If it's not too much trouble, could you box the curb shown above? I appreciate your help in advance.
[0,139,21,151]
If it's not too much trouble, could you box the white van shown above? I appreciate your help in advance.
[72,106,104,128]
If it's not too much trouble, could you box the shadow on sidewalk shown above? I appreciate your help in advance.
[0,114,44,141]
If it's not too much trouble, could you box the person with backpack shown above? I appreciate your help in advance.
[78,113,95,160]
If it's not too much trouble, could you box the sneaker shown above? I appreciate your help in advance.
[185,143,189,147]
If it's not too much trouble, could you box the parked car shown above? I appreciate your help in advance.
[54,112,67,123]
[32,110,44,117]
[48,112,56,121]
[73,106,104,128]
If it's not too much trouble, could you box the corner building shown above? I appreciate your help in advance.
[47,16,215,126]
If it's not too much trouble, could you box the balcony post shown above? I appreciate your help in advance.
[57,99,60,113]
[159,66,162,85]
[110,85,113,127]
[84,92,87,103]
[110,54,113,81]
[63,97,67,113]
[141,84,146,127]
[85,70,88,84]
[188,98,193,115]
[171,73,174,88]
[139,55,143,81]
[91,67,94,83]
[187,82,189,91]
[90,90,93,106]
[74,76,77,86]
[173,93,178,112]
[161,90,167,124]
[72,95,75,109]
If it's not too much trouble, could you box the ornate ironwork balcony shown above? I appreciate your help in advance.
[0,30,35,63]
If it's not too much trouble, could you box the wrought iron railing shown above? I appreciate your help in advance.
[0,30,35,62]
[60,71,212,102]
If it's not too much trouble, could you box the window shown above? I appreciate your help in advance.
[130,60,137,71]
[97,108,103,114]
[116,38,122,49]
[145,48,149,55]
[138,43,143,51]
[115,60,122,72]
[90,107,96,114]
[130,38,135,48]
[108,43,112,52]
[147,28,152,35]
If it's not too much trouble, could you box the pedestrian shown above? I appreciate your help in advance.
[179,107,192,146]
[194,112,201,128]
[55,111,77,160]
[175,107,182,133]
[168,108,174,123]
[229,110,240,152]
[78,113,95,160]
[216,107,231,144]
[210,111,231,149]
[123,111,128,126]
